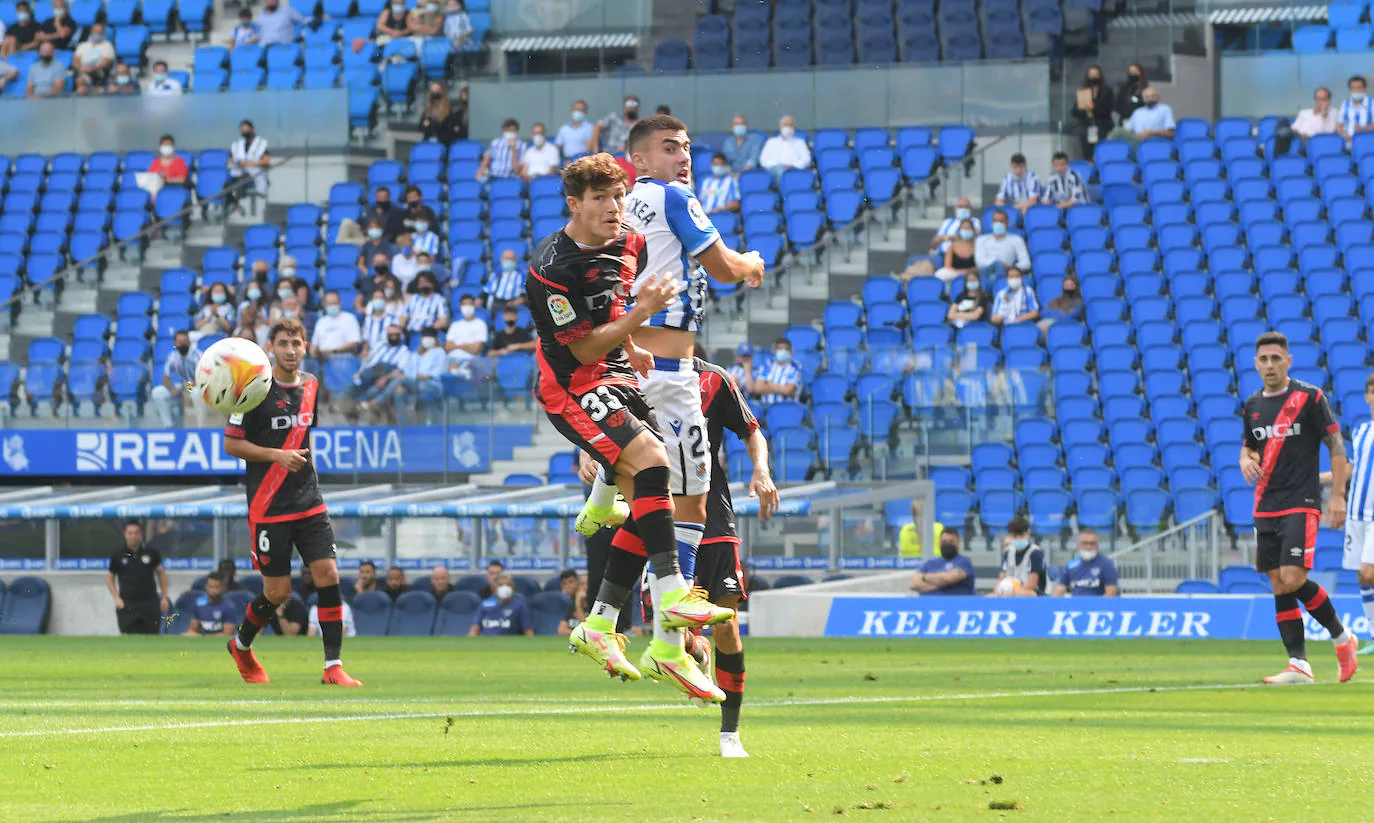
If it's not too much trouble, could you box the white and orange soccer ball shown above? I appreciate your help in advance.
[194,337,273,415]
[994,577,1022,596]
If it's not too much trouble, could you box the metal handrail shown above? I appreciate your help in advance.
[1107,508,1218,561]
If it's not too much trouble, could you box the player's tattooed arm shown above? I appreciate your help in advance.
[1325,429,1349,529]
[1324,430,1347,463]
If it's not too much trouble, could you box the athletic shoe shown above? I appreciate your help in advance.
[568,623,641,681]
[1262,663,1315,685]
[688,630,714,682]
[227,639,270,684]
[639,645,725,705]
[1337,637,1359,683]
[720,732,750,759]
[660,587,735,630]
[574,498,630,537]
[321,665,363,687]
[1357,639,1374,656]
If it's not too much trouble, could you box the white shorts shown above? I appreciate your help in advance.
[1343,519,1374,570]
[640,358,710,497]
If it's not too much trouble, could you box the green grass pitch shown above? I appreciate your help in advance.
[2,636,1371,822]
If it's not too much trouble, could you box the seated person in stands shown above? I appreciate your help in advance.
[444,0,472,48]
[308,600,356,638]
[149,134,189,186]
[1053,529,1120,597]
[233,302,270,347]
[445,293,488,369]
[469,575,534,636]
[480,559,504,599]
[946,273,989,329]
[354,560,379,595]
[990,268,1039,326]
[217,559,245,592]
[395,326,446,425]
[934,218,979,286]
[909,528,975,595]
[410,0,443,37]
[1037,272,1082,333]
[990,516,1046,597]
[750,338,802,405]
[192,282,237,344]
[973,209,1030,278]
[993,153,1041,215]
[186,572,236,636]
[430,566,454,599]
[310,290,363,363]
[359,220,398,277]
[400,271,450,333]
[556,569,585,636]
[105,63,138,95]
[377,0,414,42]
[380,565,410,600]
[488,305,536,357]
[271,596,308,636]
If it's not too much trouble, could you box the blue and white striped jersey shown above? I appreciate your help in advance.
[622,176,720,332]
[362,310,398,349]
[1349,421,1374,522]
[402,293,448,331]
[997,170,1041,203]
[1339,97,1374,136]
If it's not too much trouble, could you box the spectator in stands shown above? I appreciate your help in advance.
[752,339,802,405]
[146,60,182,96]
[991,268,1039,326]
[926,197,977,262]
[396,325,446,424]
[909,528,975,595]
[151,330,203,428]
[1115,63,1147,125]
[376,0,412,43]
[186,572,236,636]
[477,117,526,180]
[258,0,307,47]
[230,7,260,49]
[698,152,740,214]
[991,516,1046,597]
[369,186,408,242]
[271,596,308,636]
[1042,151,1088,209]
[410,0,444,41]
[1053,529,1120,597]
[592,95,639,156]
[191,282,236,344]
[483,249,525,310]
[1337,75,1374,143]
[722,114,764,173]
[728,343,751,388]
[759,115,812,179]
[308,599,357,638]
[310,290,362,362]
[391,233,421,289]
[1071,64,1114,159]
[359,220,398,278]
[444,0,472,48]
[270,290,301,325]
[430,566,454,599]
[446,293,487,370]
[360,291,399,353]
[380,566,410,600]
[37,0,75,49]
[216,558,244,591]
[401,271,450,333]
[489,305,535,357]
[239,279,269,323]
[1,2,40,58]
[379,272,406,316]
[106,520,170,635]
[523,123,562,179]
[556,568,584,636]
[293,565,316,601]
[348,323,409,416]
[994,153,1041,215]
[420,81,464,146]
[229,119,271,205]
[556,99,593,158]
[899,497,943,559]
[946,274,989,330]
[934,218,979,286]
[1038,272,1082,333]
[1293,86,1338,140]
[974,210,1030,278]
[148,134,189,186]
[72,22,115,96]
[402,184,427,226]
[1115,85,1174,144]
[0,58,19,94]
[355,560,379,595]
[26,42,65,98]
[106,62,137,95]
[480,559,504,598]
[410,207,442,258]
[469,575,534,636]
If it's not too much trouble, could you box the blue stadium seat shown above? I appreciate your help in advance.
[530,591,573,635]
[0,577,49,634]
[350,591,392,636]
[433,590,481,635]
[386,590,437,636]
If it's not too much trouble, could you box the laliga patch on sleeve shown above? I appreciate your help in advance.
[547,294,578,326]
[687,197,713,232]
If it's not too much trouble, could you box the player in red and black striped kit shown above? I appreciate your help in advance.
[1240,331,1358,685]
[223,318,361,687]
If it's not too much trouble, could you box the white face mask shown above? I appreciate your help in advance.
[1007,277,1022,291]
[159,144,175,157]
[780,125,795,139]
[371,298,386,312]
[571,110,585,123]
[1079,549,1098,562]
[954,207,970,220]
[532,134,546,147]
[460,304,475,319]
[495,584,514,600]
[503,129,518,141]
[420,336,437,350]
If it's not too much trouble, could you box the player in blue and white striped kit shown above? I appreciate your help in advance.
[1342,373,1374,654]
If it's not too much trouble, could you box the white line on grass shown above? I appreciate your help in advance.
[0,680,1355,740]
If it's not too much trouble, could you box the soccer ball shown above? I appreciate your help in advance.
[194,337,273,415]
[994,577,1021,596]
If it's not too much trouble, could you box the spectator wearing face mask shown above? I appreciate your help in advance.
[728,343,753,390]
[238,273,269,317]
[1112,85,1174,144]
[419,81,463,146]
[409,207,442,258]
[145,60,182,96]
[368,186,408,242]
[477,117,526,180]
[229,119,271,204]
[310,290,362,363]
[1038,272,1083,334]
[271,292,302,325]
[484,249,525,310]
[390,233,421,289]
[445,294,488,367]
[409,0,443,42]
[1071,64,1114,159]
[2,2,41,58]
[401,271,449,333]
[1337,75,1374,144]
[935,218,979,285]
[991,268,1039,326]
[489,305,535,357]
[148,134,189,185]
[72,22,115,96]
[469,575,534,636]
[909,528,975,596]
[994,153,1041,216]
[348,323,410,414]
[444,0,472,48]
[37,0,76,49]
[992,516,1046,597]
[258,0,307,46]
[928,198,979,260]
[230,7,260,49]
[105,63,137,94]
[759,115,811,179]
[973,209,1030,278]
[697,152,740,214]
[947,274,989,330]
[151,330,204,428]
[234,303,270,347]
[360,289,399,355]
[752,339,802,405]
[192,282,236,344]
[396,325,447,424]
[556,100,593,158]
[522,122,562,179]
[592,95,639,155]
[26,41,66,98]
[1053,529,1120,597]
[1115,62,1147,125]
[722,114,764,173]
[358,223,398,278]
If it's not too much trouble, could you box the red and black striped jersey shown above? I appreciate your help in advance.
[527,228,648,411]
[696,357,761,544]
[225,374,324,522]
[1242,378,1339,517]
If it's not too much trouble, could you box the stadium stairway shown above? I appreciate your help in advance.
[467,426,582,486]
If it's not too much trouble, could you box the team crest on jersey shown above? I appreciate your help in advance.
[687,198,713,232]
[547,294,577,326]
[606,410,627,428]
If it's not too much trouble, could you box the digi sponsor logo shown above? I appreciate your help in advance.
[1250,422,1301,441]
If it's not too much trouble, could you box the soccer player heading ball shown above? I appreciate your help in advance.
[525,153,734,703]
[223,319,362,687]
[1240,331,1358,685]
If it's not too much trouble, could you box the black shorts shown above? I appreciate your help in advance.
[1255,511,1318,572]
[544,383,661,474]
[251,512,337,577]
[696,539,746,605]
[116,599,162,634]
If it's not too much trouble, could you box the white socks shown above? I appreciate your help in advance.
[588,468,617,509]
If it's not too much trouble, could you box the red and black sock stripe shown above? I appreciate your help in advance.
[632,466,680,581]
[1296,580,1345,639]
[315,584,344,663]
[1274,593,1306,661]
[715,650,745,734]
[236,594,276,649]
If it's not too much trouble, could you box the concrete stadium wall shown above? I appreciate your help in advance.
[1219,52,1364,119]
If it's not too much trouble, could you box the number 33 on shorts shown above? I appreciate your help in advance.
[579,386,625,422]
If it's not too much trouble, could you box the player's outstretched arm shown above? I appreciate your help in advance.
[1325,430,1348,529]
[697,239,765,288]
[567,274,679,365]
[225,436,310,472]
[745,429,779,520]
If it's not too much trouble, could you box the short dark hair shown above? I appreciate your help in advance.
[375,185,391,197]
[1010,153,1026,165]
[404,184,422,197]
[158,134,173,144]
[388,565,403,573]
[124,519,142,530]
[562,152,629,199]
[1078,527,1097,537]
[206,571,225,585]
[1351,74,1367,87]
[559,569,577,582]
[1255,330,1289,352]
[501,117,519,131]
[153,61,167,71]
[712,151,727,163]
[487,559,505,570]
[269,317,307,343]
[419,325,438,338]
[1007,515,1030,536]
[173,329,189,339]
[992,209,1009,222]
[359,560,376,571]
[627,113,688,153]
[1317,86,1332,97]
[774,337,791,348]
[656,104,671,115]
[941,527,960,540]
[1052,151,1069,163]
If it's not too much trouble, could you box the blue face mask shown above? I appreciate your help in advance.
[247,287,261,300]
[954,207,971,221]
[991,222,1008,237]
[711,164,728,177]
[773,349,791,364]
[958,229,975,241]
[1010,537,1030,551]
[211,292,226,304]
[571,110,586,123]
[325,305,340,317]
[501,259,517,272]
[733,124,747,137]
